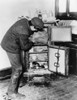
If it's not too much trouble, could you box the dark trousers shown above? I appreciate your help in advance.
[6,51,26,94]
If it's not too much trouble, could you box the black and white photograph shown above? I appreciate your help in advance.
[0,0,77,100]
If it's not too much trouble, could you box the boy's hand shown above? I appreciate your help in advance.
[29,35,35,42]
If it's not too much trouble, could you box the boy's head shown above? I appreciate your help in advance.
[30,17,44,31]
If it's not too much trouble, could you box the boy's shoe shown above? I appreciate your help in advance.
[7,92,26,100]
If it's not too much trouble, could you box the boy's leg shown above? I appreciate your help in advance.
[6,52,26,99]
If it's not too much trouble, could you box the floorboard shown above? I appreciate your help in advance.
[0,75,77,100]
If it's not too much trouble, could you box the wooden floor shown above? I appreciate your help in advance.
[0,75,77,100]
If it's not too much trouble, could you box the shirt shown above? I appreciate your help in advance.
[1,18,34,53]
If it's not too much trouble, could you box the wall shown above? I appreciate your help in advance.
[0,0,55,70]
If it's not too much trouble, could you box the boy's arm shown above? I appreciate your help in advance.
[18,34,34,51]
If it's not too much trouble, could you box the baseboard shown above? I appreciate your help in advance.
[0,67,12,80]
